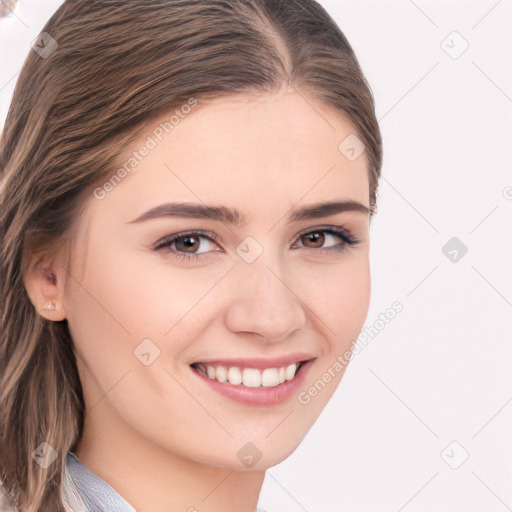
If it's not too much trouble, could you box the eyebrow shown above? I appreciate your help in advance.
[127,200,369,227]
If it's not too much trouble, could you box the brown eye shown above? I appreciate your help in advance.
[153,230,221,261]
[301,232,326,248]
[293,227,359,254]
[175,235,201,253]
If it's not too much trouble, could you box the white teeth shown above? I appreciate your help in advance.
[215,365,227,383]
[243,368,261,387]
[227,366,242,385]
[285,363,297,381]
[195,362,302,387]
[261,368,280,387]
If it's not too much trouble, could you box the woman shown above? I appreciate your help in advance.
[0,0,382,510]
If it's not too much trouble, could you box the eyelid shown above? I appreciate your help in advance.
[293,224,356,243]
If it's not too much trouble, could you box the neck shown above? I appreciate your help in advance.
[74,400,266,512]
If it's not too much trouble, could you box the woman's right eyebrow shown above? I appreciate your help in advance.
[126,200,369,227]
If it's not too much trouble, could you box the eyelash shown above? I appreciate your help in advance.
[152,226,360,262]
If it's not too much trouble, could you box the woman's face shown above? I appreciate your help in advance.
[62,88,371,470]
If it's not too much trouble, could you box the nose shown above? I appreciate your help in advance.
[224,256,307,342]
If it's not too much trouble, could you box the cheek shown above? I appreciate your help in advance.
[109,251,231,332]
[303,256,371,348]
[336,262,371,338]
[292,259,370,417]
[66,246,232,383]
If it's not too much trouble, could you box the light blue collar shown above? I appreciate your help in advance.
[62,452,136,512]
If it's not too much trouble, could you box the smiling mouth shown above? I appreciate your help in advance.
[190,360,306,388]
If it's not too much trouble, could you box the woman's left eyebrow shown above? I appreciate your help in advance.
[126,200,369,227]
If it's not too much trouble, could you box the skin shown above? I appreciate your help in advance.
[24,85,372,512]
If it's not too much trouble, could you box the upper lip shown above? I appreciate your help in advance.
[191,353,316,369]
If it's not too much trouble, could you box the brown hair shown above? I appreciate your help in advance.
[0,0,382,509]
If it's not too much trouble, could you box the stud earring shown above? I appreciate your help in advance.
[42,300,57,312]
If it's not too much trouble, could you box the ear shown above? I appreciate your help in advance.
[23,251,68,322]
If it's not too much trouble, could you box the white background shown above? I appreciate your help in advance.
[1,1,511,511]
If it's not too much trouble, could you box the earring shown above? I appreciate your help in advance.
[42,300,57,312]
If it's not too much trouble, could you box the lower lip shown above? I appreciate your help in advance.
[190,359,315,406]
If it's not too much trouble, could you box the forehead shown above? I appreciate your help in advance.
[88,90,370,223]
